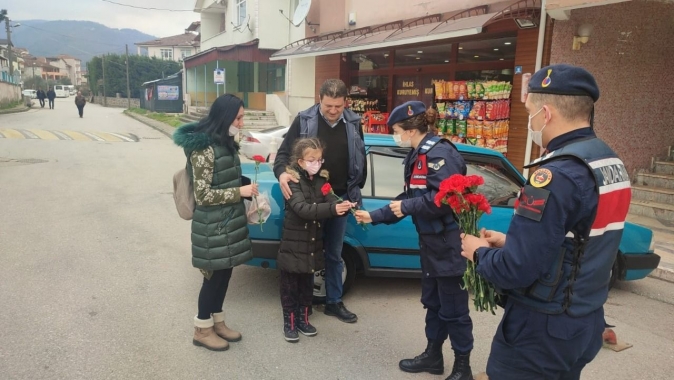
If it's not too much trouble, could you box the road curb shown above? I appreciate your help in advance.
[648,266,674,284]
[0,105,31,115]
[124,111,175,138]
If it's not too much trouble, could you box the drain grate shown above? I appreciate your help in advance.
[0,157,49,167]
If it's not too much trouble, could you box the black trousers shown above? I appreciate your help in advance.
[421,276,474,354]
[77,105,84,117]
[39,99,45,107]
[48,99,54,109]
[197,268,233,320]
[279,270,314,310]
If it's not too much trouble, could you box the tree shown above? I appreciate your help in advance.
[23,76,47,90]
[87,55,181,98]
[59,77,72,85]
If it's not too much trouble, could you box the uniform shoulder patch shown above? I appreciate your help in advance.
[530,168,553,188]
[514,185,550,222]
[427,159,446,171]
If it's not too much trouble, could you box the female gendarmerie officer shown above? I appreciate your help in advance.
[355,101,473,380]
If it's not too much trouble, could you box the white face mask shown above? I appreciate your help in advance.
[527,107,546,148]
[228,125,240,137]
[303,160,322,175]
[393,132,412,148]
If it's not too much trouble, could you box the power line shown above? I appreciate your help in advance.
[100,0,194,11]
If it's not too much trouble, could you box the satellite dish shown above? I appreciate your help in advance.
[293,0,312,26]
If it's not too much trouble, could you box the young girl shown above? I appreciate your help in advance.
[277,138,354,342]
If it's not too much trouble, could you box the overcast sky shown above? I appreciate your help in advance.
[2,0,198,37]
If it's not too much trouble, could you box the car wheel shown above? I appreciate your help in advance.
[312,245,357,304]
[609,252,622,290]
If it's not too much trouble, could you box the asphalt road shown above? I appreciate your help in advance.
[1,98,673,379]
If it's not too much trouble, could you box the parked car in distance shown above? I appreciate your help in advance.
[242,134,660,300]
[22,89,37,99]
[240,126,289,162]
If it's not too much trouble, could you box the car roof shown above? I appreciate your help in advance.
[364,133,508,159]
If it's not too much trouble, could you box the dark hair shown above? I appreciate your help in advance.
[194,94,243,151]
[319,79,348,100]
[528,93,594,123]
[290,138,324,164]
[396,109,437,134]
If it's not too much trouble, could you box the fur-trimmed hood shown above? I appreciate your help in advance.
[173,122,212,153]
[286,165,329,181]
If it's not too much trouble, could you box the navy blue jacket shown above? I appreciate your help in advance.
[370,134,467,277]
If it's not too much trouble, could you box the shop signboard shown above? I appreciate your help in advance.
[157,85,179,101]
[214,69,225,84]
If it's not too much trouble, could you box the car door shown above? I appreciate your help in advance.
[346,146,423,271]
[344,145,523,274]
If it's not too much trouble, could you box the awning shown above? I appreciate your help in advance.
[270,12,498,61]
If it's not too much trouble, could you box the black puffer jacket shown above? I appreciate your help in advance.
[277,166,339,274]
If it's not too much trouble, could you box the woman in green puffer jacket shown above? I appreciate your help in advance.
[173,94,258,352]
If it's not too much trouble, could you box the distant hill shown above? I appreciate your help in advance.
[11,20,157,63]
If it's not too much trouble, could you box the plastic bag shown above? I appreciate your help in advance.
[244,191,272,224]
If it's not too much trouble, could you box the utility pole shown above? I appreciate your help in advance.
[102,54,107,107]
[125,44,131,109]
[4,13,14,80]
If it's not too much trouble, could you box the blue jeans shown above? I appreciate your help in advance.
[323,212,348,304]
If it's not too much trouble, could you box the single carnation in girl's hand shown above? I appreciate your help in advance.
[321,183,332,196]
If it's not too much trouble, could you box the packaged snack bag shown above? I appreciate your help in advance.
[467,120,476,138]
[456,120,467,138]
[452,82,460,99]
[475,122,483,139]
[476,82,485,99]
[437,102,446,113]
[483,121,493,139]
[476,138,486,148]
[434,81,445,100]
[486,138,498,149]
[458,82,467,99]
[467,81,476,99]
[448,119,456,135]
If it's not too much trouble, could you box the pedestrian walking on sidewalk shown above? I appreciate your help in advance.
[172,94,258,352]
[74,91,86,118]
[46,87,56,109]
[277,137,355,343]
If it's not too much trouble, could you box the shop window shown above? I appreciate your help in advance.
[348,75,388,113]
[455,69,514,83]
[394,44,452,67]
[349,51,390,71]
[236,0,247,26]
[457,37,516,63]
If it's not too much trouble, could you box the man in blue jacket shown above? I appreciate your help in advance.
[462,64,632,379]
[274,79,366,323]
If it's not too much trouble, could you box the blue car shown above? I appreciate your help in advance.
[242,134,660,298]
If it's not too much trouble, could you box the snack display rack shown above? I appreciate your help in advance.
[433,80,513,155]
[362,111,390,134]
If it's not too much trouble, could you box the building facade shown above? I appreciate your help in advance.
[136,32,201,62]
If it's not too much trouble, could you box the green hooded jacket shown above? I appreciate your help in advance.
[173,122,252,270]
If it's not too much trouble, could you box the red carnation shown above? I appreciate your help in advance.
[321,183,332,196]
[465,193,492,215]
[466,175,485,188]
[252,155,266,163]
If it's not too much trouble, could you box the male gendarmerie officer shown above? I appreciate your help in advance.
[462,64,632,379]
[356,101,473,380]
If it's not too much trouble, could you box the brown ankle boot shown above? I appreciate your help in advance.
[193,316,229,351]
[212,311,242,342]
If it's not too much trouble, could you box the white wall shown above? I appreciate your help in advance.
[287,56,316,116]
[200,0,302,51]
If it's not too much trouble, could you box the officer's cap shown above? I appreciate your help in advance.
[528,64,599,102]
[388,101,426,127]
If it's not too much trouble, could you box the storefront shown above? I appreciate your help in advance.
[272,0,544,171]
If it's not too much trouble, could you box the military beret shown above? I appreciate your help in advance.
[388,101,426,127]
[528,64,599,102]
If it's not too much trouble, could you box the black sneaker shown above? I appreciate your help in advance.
[324,302,358,323]
[283,309,299,343]
[297,306,317,337]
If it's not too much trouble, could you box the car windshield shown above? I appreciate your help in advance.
[364,146,521,206]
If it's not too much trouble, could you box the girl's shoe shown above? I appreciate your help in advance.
[297,306,317,336]
[283,309,299,342]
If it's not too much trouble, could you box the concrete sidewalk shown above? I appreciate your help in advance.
[626,214,674,283]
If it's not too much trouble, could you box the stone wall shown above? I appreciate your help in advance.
[92,96,140,108]
[549,1,674,174]
[0,82,21,106]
